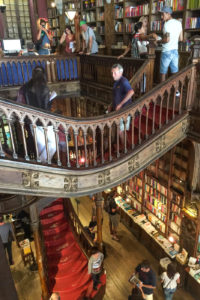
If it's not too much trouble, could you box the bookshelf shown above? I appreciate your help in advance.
[81,0,105,45]
[47,7,61,49]
[110,0,199,53]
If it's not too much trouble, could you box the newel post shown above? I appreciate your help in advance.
[146,37,156,91]
[30,203,49,300]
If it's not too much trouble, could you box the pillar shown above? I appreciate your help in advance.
[95,192,103,252]
[30,203,49,300]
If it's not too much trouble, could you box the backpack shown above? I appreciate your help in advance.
[131,36,140,59]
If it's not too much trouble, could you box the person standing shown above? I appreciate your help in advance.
[0,215,14,265]
[59,26,75,54]
[135,260,156,300]
[109,64,134,147]
[37,19,52,55]
[159,6,183,88]
[161,262,180,300]
[79,20,98,55]
[88,246,104,290]
[108,197,120,241]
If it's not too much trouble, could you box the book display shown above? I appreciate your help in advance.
[47,7,61,49]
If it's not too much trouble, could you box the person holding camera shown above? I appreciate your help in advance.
[37,19,52,55]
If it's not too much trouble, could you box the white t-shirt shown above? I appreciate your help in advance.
[162,19,182,52]
[161,272,180,289]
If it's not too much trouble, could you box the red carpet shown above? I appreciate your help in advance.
[40,198,106,300]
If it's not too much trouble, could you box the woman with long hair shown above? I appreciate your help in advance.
[118,22,157,59]
[161,262,180,300]
[59,25,75,54]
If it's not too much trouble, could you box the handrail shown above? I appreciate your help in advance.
[63,198,94,258]
[0,63,196,169]
[0,55,80,86]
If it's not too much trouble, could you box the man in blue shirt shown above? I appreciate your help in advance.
[135,260,156,300]
[109,63,134,147]
[0,215,14,265]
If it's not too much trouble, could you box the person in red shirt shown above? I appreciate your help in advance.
[59,26,75,54]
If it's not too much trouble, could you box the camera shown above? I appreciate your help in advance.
[0,5,6,13]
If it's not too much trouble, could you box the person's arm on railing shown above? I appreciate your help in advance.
[118,43,131,60]
[86,36,93,55]
[115,89,134,111]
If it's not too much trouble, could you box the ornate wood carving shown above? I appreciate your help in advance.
[64,176,78,192]
[98,170,111,186]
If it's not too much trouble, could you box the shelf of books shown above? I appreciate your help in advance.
[47,7,61,48]
[168,190,183,244]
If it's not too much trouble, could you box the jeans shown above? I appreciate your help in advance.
[164,288,176,300]
[160,50,179,74]
[91,273,100,289]
[38,48,50,55]
[3,242,13,264]
[120,115,131,131]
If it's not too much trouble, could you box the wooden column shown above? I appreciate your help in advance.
[30,203,49,300]
[95,192,103,252]
[0,237,18,300]
[28,0,37,42]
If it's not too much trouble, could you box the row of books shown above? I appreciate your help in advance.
[145,185,168,202]
[185,17,200,29]
[146,212,166,233]
[115,6,123,19]
[145,175,168,195]
[47,8,58,18]
[48,18,59,28]
[151,20,163,31]
[125,5,149,17]
[84,12,96,23]
[96,0,104,7]
[115,22,123,32]
[145,193,167,209]
[171,203,181,214]
[97,11,104,21]
[125,23,135,33]
[145,201,167,222]
[169,220,181,234]
[97,25,105,34]
[170,213,181,226]
[145,195,167,213]
[187,0,200,9]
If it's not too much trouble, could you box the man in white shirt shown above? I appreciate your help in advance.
[159,6,183,87]
[79,20,98,55]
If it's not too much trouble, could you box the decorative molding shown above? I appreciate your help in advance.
[155,136,166,153]
[98,170,111,186]
[64,176,78,192]
[181,119,189,133]
[22,172,39,188]
[128,154,140,172]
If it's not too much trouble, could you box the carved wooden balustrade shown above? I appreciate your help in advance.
[0,63,196,170]
[80,54,155,103]
[63,198,94,257]
[0,55,80,87]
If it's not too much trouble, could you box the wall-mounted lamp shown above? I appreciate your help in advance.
[65,10,76,21]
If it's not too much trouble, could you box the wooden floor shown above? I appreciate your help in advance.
[72,196,196,300]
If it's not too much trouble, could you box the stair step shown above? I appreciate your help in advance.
[42,222,68,237]
[44,231,74,248]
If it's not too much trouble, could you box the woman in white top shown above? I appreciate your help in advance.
[161,262,180,300]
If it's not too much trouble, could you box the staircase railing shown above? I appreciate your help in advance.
[0,55,80,87]
[63,198,94,258]
[0,63,196,169]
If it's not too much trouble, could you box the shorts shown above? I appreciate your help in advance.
[120,115,131,131]
[144,294,153,300]
[160,50,179,74]
[109,214,119,229]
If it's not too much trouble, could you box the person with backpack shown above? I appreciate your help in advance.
[161,262,180,300]
[88,247,104,290]
[118,22,157,59]
[79,20,98,55]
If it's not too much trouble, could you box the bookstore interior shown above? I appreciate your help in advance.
[0,0,200,299]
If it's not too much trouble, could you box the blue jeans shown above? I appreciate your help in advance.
[164,288,176,300]
[120,115,131,131]
[38,48,50,55]
[160,50,179,74]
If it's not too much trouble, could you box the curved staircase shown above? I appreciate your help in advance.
[40,198,106,300]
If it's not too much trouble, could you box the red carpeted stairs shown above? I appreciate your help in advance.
[40,198,106,300]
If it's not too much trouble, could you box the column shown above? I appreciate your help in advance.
[30,203,49,300]
[95,192,103,252]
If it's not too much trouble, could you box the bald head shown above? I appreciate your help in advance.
[49,293,60,300]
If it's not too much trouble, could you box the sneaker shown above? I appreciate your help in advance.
[176,90,180,97]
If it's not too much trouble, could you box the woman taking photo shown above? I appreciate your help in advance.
[59,26,75,54]
[118,22,157,59]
